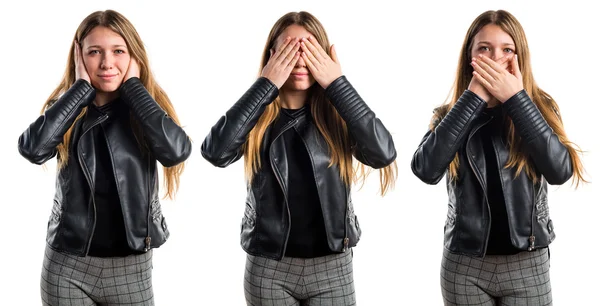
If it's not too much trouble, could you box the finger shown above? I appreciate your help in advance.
[495,54,511,69]
[475,55,501,79]
[74,41,80,62]
[473,71,492,90]
[302,51,318,73]
[330,44,339,63]
[286,51,301,70]
[273,37,294,61]
[307,36,329,60]
[512,54,522,78]
[301,37,324,64]
[471,60,494,84]
[302,46,320,69]
[282,42,301,66]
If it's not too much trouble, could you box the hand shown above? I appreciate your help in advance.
[471,54,523,103]
[74,41,90,83]
[300,36,342,88]
[261,37,301,88]
[468,55,512,104]
[124,57,141,82]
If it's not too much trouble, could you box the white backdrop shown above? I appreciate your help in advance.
[1,0,597,305]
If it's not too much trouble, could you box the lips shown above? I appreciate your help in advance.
[291,72,309,76]
[98,74,118,80]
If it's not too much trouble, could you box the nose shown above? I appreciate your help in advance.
[296,56,306,68]
[100,53,113,70]
[490,49,501,61]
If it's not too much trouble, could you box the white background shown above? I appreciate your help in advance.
[1,0,597,305]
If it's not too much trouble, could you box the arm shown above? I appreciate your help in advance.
[411,90,487,184]
[325,76,396,169]
[201,77,279,168]
[503,90,573,184]
[18,79,95,164]
[119,77,192,167]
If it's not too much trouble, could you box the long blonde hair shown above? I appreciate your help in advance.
[41,10,186,199]
[244,11,397,195]
[432,10,585,186]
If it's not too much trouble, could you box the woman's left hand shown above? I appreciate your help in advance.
[300,36,342,89]
[471,54,523,103]
[124,57,141,82]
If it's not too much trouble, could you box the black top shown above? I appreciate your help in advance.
[270,106,333,258]
[481,106,520,255]
[87,101,135,257]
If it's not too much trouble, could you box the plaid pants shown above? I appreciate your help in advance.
[41,245,154,306]
[244,250,356,306]
[441,248,552,306]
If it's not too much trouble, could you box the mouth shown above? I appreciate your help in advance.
[98,74,118,80]
[291,72,309,77]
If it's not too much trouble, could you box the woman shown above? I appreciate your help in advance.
[411,10,586,306]
[18,10,192,305]
[201,11,397,306]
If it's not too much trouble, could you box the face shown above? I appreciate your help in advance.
[81,26,130,94]
[470,24,515,65]
[274,24,316,91]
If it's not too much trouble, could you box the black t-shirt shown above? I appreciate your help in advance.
[87,101,135,257]
[270,106,333,258]
[481,106,521,255]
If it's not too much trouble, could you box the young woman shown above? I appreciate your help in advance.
[18,10,192,305]
[201,11,397,306]
[411,10,586,306]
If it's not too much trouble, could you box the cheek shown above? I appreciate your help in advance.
[117,56,131,71]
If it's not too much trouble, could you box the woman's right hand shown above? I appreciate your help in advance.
[74,41,90,83]
[261,37,300,88]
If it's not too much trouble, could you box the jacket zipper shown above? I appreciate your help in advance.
[528,179,536,251]
[145,157,152,252]
[269,119,298,259]
[465,117,492,257]
[80,114,109,255]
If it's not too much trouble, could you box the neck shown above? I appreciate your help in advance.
[487,98,500,108]
[279,89,308,109]
[94,91,119,107]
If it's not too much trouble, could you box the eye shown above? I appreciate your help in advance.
[114,49,126,54]
[478,46,490,52]
[504,48,514,53]
[88,50,100,55]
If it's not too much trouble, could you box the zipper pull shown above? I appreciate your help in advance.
[342,237,349,252]
[144,236,151,252]
[528,235,535,251]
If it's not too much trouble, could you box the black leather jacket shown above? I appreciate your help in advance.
[18,78,192,256]
[412,89,573,257]
[201,76,396,260]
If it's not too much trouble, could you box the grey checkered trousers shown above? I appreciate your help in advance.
[441,248,552,306]
[41,245,154,306]
[244,250,356,306]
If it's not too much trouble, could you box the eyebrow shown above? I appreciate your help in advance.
[477,41,515,46]
[86,44,127,49]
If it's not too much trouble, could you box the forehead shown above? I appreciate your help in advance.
[82,26,126,46]
[275,24,314,47]
[473,24,514,45]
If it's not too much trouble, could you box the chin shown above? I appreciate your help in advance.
[92,82,121,93]
[283,81,314,92]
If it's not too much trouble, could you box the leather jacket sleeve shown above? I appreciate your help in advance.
[325,76,397,169]
[503,90,573,184]
[119,77,192,167]
[411,90,487,184]
[18,79,95,165]
[201,77,279,167]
